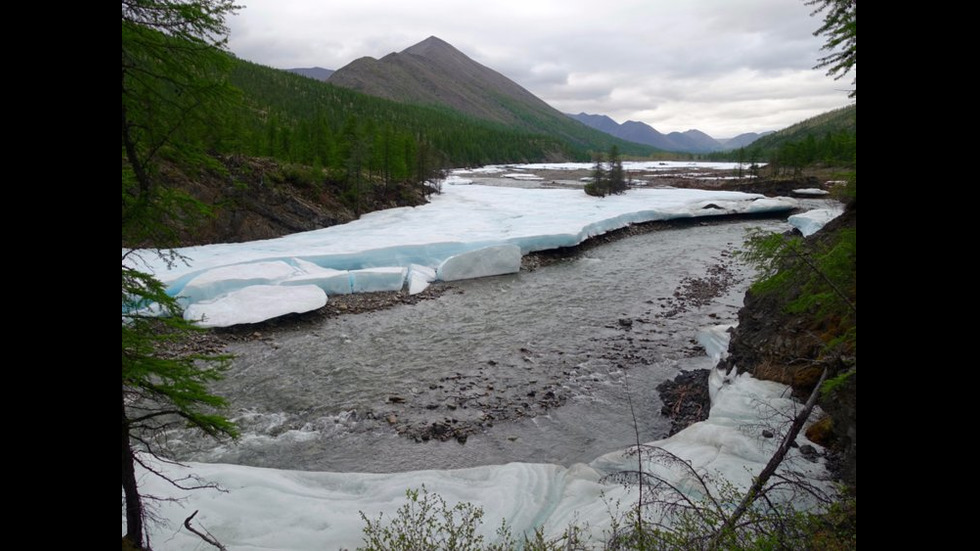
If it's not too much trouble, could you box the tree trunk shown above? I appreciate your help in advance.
[121,385,144,548]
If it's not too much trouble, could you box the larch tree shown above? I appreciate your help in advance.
[122,1,241,548]
[606,145,627,195]
[586,151,607,197]
[122,0,241,246]
[806,0,856,98]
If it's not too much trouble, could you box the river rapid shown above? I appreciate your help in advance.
[168,212,809,474]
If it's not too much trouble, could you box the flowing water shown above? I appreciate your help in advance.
[168,215,810,474]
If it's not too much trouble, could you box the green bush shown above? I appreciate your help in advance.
[359,485,501,551]
[738,221,856,360]
[358,485,586,551]
[357,480,854,551]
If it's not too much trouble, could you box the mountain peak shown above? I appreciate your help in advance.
[403,35,457,57]
[329,36,559,126]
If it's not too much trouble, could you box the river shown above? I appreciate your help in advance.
[167,212,815,474]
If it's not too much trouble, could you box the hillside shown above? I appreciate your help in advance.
[227,58,590,166]
[747,104,856,154]
[130,154,431,248]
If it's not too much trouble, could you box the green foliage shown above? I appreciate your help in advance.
[122,0,243,249]
[237,60,580,166]
[122,262,238,440]
[740,225,855,323]
[122,2,242,547]
[122,163,216,248]
[820,369,855,400]
[737,178,856,374]
[358,486,500,551]
[806,0,856,98]
[584,182,605,197]
[705,106,855,167]
[122,1,242,163]
[586,153,608,197]
[357,480,854,551]
[358,486,586,551]
[271,163,321,189]
[121,255,240,549]
[606,145,628,195]
[828,172,856,203]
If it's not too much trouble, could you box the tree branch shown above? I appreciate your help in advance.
[184,510,228,550]
[707,367,829,549]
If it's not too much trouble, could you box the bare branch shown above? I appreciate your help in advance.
[184,510,228,550]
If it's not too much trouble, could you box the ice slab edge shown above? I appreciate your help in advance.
[436,244,522,282]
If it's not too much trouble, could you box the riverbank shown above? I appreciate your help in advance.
[208,209,790,338]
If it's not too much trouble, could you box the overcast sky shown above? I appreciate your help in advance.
[226,0,854,139]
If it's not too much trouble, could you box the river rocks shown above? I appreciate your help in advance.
[366,365,572,444]
[656,369,711,437]
[657,261,740,319]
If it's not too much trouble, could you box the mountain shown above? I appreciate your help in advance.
[286,67,334,81]
[666,129,724,153]
[567,113,751,153]
[328,36,559,126]
[570,113,624,136]
[719,131,774,149]
[617,120,675,151]
[327,36,655,155]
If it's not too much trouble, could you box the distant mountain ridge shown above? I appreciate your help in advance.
[567,113,770,153]
[721,131,773,149]
[286,67,334,81]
